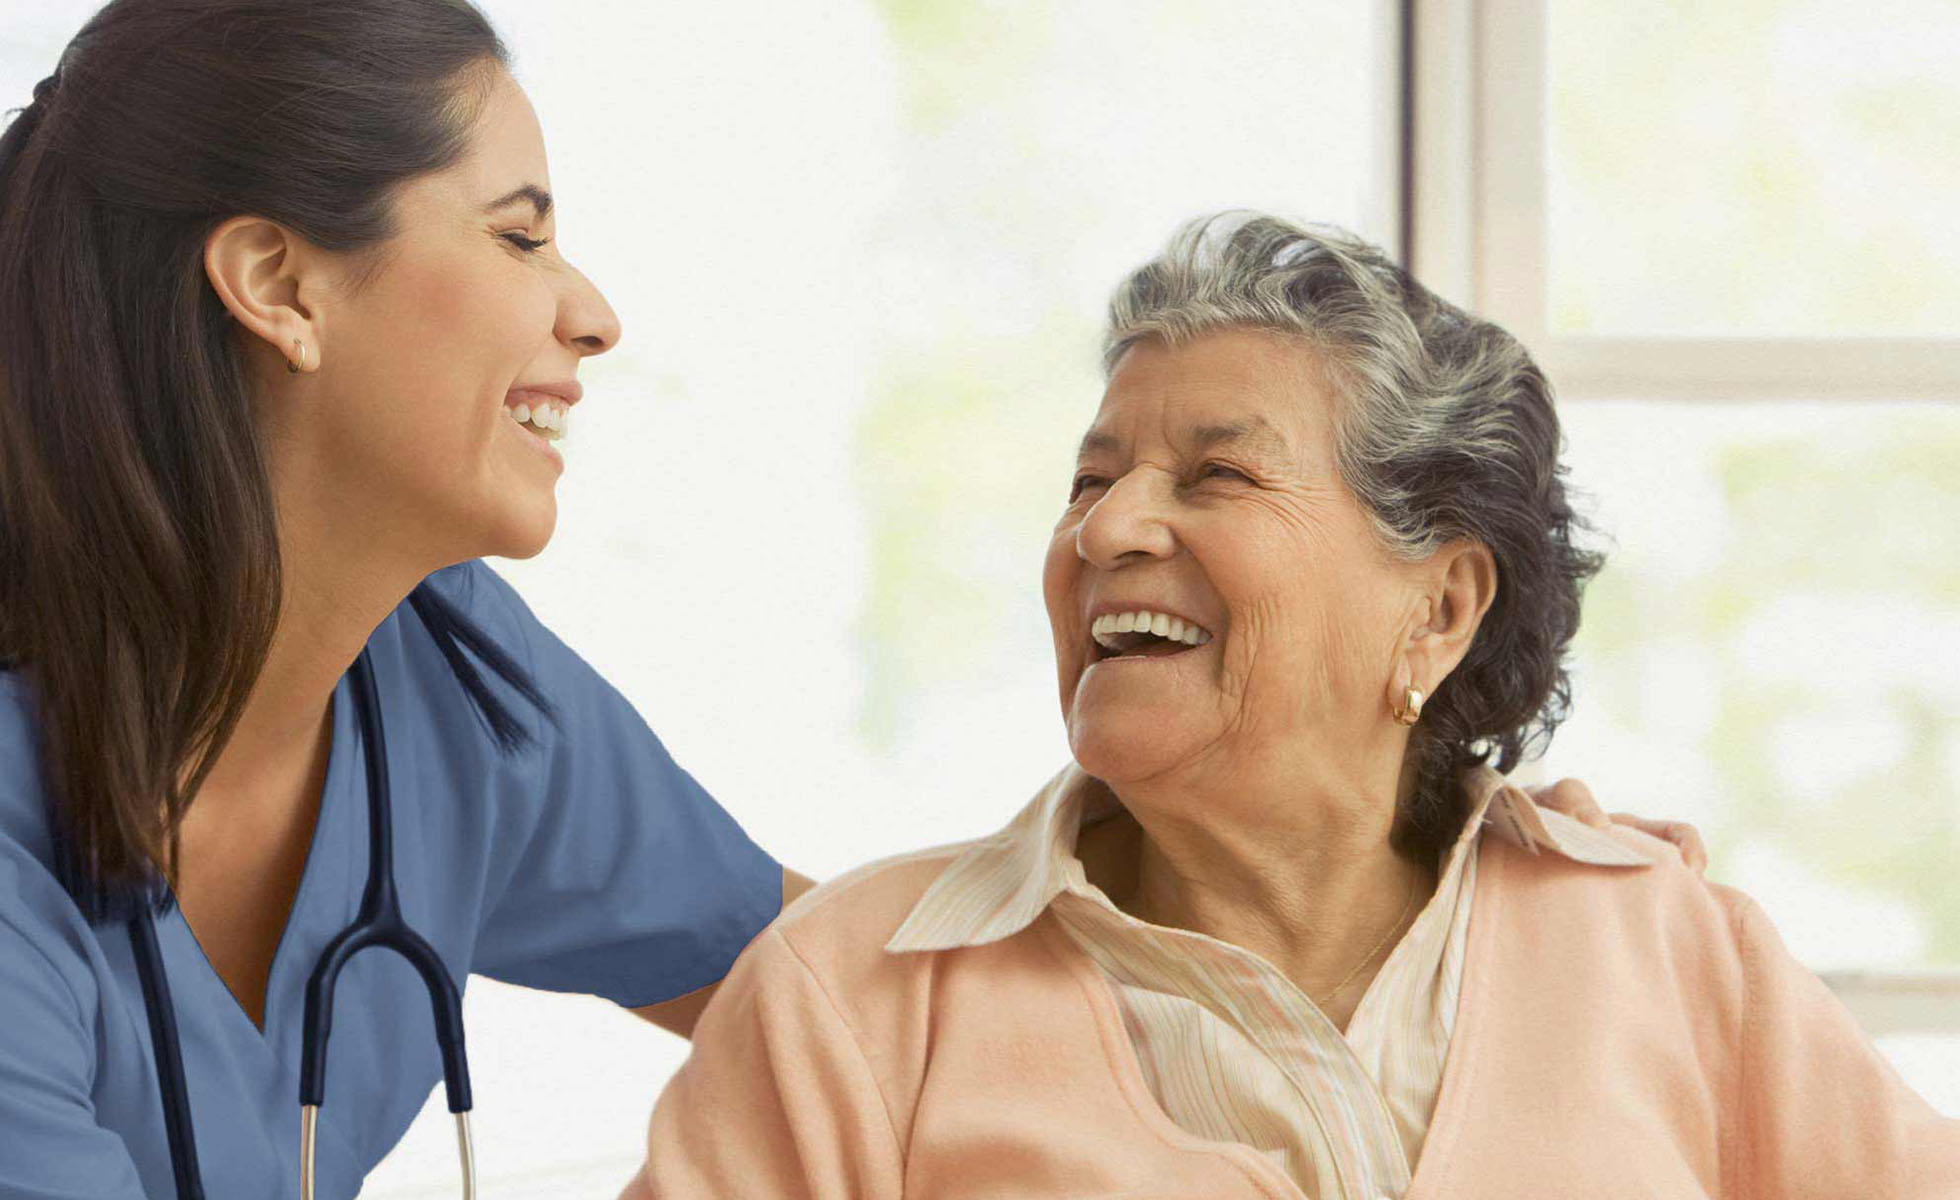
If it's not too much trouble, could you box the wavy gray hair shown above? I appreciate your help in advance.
[1102,212,1606,857]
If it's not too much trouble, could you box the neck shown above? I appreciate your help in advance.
[1084,750,1437,1009]
[186,451,444,810]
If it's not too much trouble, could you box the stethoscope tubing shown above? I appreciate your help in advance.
[127,905,206,1199]
[130,646,477,1199]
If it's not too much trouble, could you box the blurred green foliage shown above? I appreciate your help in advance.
[1550,0,1960,335]
[1575,408,1960,962]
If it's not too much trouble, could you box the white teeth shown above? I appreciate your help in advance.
[1089,610,1215,652]
[505,399,571,441]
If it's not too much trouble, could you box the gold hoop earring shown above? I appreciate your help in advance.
[1392,684,1425,726]
[287,338,308,374]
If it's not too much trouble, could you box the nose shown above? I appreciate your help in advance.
[554,255,623,357]
[1075,468,1177,570]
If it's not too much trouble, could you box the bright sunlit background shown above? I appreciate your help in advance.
[5,0,1955,1193]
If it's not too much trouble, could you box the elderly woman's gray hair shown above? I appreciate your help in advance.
[1103,212,1606,857]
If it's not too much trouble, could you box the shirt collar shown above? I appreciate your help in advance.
[886,760,1650,955]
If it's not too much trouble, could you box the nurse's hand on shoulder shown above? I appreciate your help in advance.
[1529,777,1709,873]
[629,866,821,1039]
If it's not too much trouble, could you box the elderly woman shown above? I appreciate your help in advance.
[625,215,1960,1199]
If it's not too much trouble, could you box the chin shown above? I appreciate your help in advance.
[479,496,557,560]
[1065,682,1208,787]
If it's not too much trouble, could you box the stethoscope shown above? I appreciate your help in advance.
[124,646,477,1199]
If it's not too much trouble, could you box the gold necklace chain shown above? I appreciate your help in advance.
[1122,862,1426,1009]
[1311,866,1422,1007]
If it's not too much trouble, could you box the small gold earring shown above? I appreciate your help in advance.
[287,338,308,374]
[1392,684,1425,726]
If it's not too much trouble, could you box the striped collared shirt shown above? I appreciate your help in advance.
[886,763,1650,1200]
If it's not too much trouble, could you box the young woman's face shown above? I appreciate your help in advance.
[279,65,620,568]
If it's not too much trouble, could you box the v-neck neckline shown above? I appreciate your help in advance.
[164,667,356,1046]
[1041,826,1510,1200]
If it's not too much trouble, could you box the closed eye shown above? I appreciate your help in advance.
[501,232,552,252]
[1200,462,1251,483]
[1070,473,1110,502]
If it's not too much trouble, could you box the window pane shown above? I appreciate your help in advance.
[1547,1,1960,337]
[1879,1035,1960,1116]
[1540,400,1960,970]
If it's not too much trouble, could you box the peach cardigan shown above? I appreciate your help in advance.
[625,820,1960,1198]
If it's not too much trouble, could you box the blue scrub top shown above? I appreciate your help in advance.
[0,559,784,1198]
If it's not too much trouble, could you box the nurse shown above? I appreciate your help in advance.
[0,1,809,1195]
[0,1,1697,1197]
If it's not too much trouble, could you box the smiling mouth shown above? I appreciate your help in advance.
[504,401,567,443]
[1090,611,1214,662]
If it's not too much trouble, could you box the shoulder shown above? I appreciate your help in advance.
[701,841,1010,1121]
[773,843,974,958]
[410,559,611,714]
[727,842,979,1004]
[1482,822,1759,996]
[398,558,587,741]
[0,674,98,1018]
[412,558,536,662]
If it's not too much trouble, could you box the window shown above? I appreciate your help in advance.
[1419,0,1960,399]
[1414,0,1960,1106]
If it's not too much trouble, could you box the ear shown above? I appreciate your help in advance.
[1396,538,1498,700]
[203,216,325,375]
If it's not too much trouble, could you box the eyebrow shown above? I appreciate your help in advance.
[1076,416,1291,460]
[481,183,553,221]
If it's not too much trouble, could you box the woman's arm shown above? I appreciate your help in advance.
[0,915,150,1198]
[623,921,905,1200]
[1719,885,1960,1196]
[629,866,820,1037]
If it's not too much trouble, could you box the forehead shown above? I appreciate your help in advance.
[404,66,550,214]
[1082,328,1338,462]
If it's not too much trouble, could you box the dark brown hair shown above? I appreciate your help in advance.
[0,0,554,920]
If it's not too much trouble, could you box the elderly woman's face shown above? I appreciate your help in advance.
[1044,327,1426,787]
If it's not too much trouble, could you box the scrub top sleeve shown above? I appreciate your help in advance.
[467,562,784,1008]
[0,915,148,1199]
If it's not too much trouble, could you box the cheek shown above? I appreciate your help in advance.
[1041,523,1081,631]
[387,264,554,445]
[397,243,555,368]
[1043,522,1101,710]
[1208,513,1387,694]
[1273,572,1403,704]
